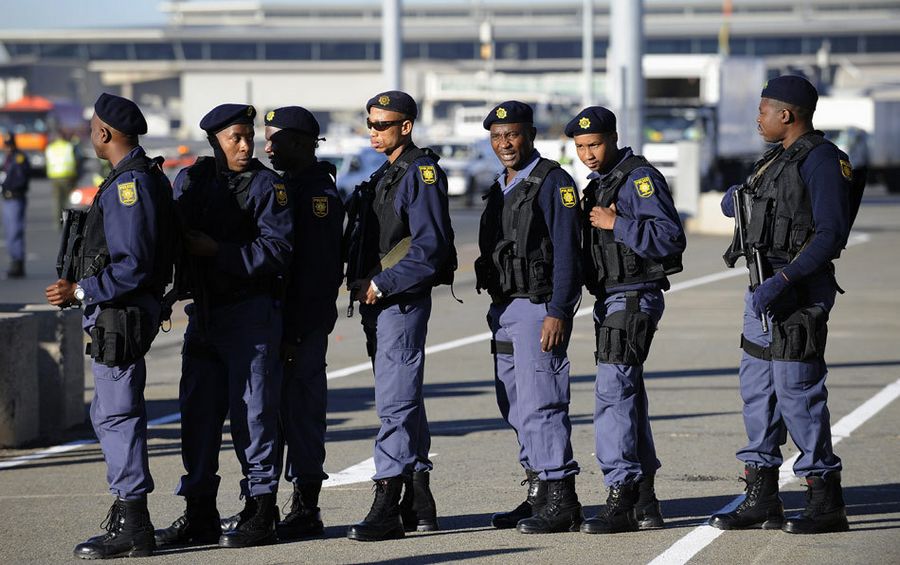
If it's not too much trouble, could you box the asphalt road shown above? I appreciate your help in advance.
[1,178,898,564]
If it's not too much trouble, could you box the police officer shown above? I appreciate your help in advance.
[344,90,456,541]
[710,76,852,534]
[565,106,686,534]
[154,104,293,548]
[475,101,583,534]
[45,93,175,559]
[262,106,344,539]
[2,132,31,278]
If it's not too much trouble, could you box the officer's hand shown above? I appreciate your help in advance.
[721,185,739,218]
[540,316,566,352]
[589,204,617,230]
[45,279,77,306]
[351,278,372,302]
[364,281,380,305]
[750,272,791,318]
[185,230,219,257]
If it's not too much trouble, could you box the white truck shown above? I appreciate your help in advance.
[641,55,767,191]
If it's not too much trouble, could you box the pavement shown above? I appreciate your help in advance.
[0,177,898,564]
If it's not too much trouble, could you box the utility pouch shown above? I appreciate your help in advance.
[87,306,158,367]
[770,305,828,362]
[594,306,656,366]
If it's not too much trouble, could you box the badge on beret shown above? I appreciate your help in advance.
[246,106,256,117]
[496,107,508,119]
[579,117,591,130]
[378,95,391,106]
[419,165,437,185]
[266,110,275,122]
[312,196,328,218]
[634,176,655,198]
[559,186,577,208]
[274,183,288,206]
[117,181,138,206]
[839,159,852,181]
[15,153,25,164]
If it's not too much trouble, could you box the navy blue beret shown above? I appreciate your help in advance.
[483,101,533,130]
[761,75,818,111]
[565,106,617,137]
[264,106,320,138]
[200,104,256,134]
[94,93,147,136]
[366,90,418,119]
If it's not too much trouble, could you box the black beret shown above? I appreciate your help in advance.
[366,90,418,119]
[264,106,320,138]
[200,104,256,134]
[565,106,617,137]
[483,101,533,130]
[761,75,818,111]
[94,93,147,136]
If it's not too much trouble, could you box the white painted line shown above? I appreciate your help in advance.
[323,453,438,488]
[648,376,900,565]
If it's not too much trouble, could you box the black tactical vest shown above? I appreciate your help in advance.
[78,152,176,300]
[743,132,830,265]
[582,155,683,295]
[475,158,559,303]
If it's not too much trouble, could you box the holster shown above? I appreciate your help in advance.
[770,305,828,362]
[595,293,656,366]
[86,306,159,367]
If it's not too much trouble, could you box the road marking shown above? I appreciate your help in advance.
[0,230,872,470]
[323,453,438,488]
[648,376,900,565]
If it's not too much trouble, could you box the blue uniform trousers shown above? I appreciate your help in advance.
[2,195,25,261]
[593,290,664,487]
[176,295,283,498]
[488,298,579,480]
[281,327,329,484]
[737,272,842,476]
[360,295,433,480]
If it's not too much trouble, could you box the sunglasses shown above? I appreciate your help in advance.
[366,119,405,132]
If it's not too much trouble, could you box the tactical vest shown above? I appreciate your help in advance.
[742,132,830,265]
[475,158,559,303]
[582,155,683,295]
[77,152,176,299]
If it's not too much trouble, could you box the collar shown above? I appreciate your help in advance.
[498,149,541,194]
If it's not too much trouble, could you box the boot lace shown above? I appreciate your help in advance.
[98,501,125,540]
[735,474,762,512]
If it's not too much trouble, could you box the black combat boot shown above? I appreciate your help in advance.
[399,471,439,532]
[516,476,583,534]
[491,469,547,529]
[154,496,221,547]
[581,482,640,534]
[6,260,24,279]
[220,496,256,532]
[782,472,849,534]
[346,477,405,541]
[73,497,155,559]
[709,466,784,530]
[277,482,325,539]
[219,494,278,548]
[635,473,665,529]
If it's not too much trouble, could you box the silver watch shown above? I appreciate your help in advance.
[74,285,85,302]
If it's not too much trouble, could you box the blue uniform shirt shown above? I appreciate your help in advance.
[370,148,453,297]
[780,142,851,283]
[1,150,30,196]
[499,149,582,320]
[283,160,345,341]
[79,146,169,308]
[591,147,686,293]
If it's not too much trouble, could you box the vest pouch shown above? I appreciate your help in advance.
[747,198,773,248]
[622,247,643,276]
[772,213,792,251]
[603,242,624,281]
[474,255,498,295]
[591,235,607,281]
[789,211,813,252]
[491,239,517,295]
[771,305,828,362]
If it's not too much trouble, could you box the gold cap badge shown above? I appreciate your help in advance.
[266,110,275,122]
[496,107,508,119]
[378,95,391,106]
[579,117,591,129]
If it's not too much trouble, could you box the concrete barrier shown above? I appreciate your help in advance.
[685,191,736,235]
[0,312,40,447]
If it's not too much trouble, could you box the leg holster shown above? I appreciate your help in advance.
[86,306,158,367]
[595,293,656,366]
[770,306,828,362]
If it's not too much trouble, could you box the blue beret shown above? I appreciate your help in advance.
[565,106,617,137]
[94,93,147,136]
[483,101,533,130]
[200,104,256,134]
[761,75,818,111]
[264,106,320,138]
[366,91,418,119]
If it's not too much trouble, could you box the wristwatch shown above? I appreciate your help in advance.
[74,284,85,302]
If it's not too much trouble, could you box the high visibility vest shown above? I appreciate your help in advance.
[45,139,77,179]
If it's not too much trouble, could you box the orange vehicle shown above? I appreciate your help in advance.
[0,95,86,171]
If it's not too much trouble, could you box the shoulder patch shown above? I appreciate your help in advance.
[839,159,853,181]
[418,165,437,185]
[15,153,25,164]
[117,180,138,206]
[634,176,655,198]
[559,186,577,208]
[312,196,328,217]
[274,182,289,206]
